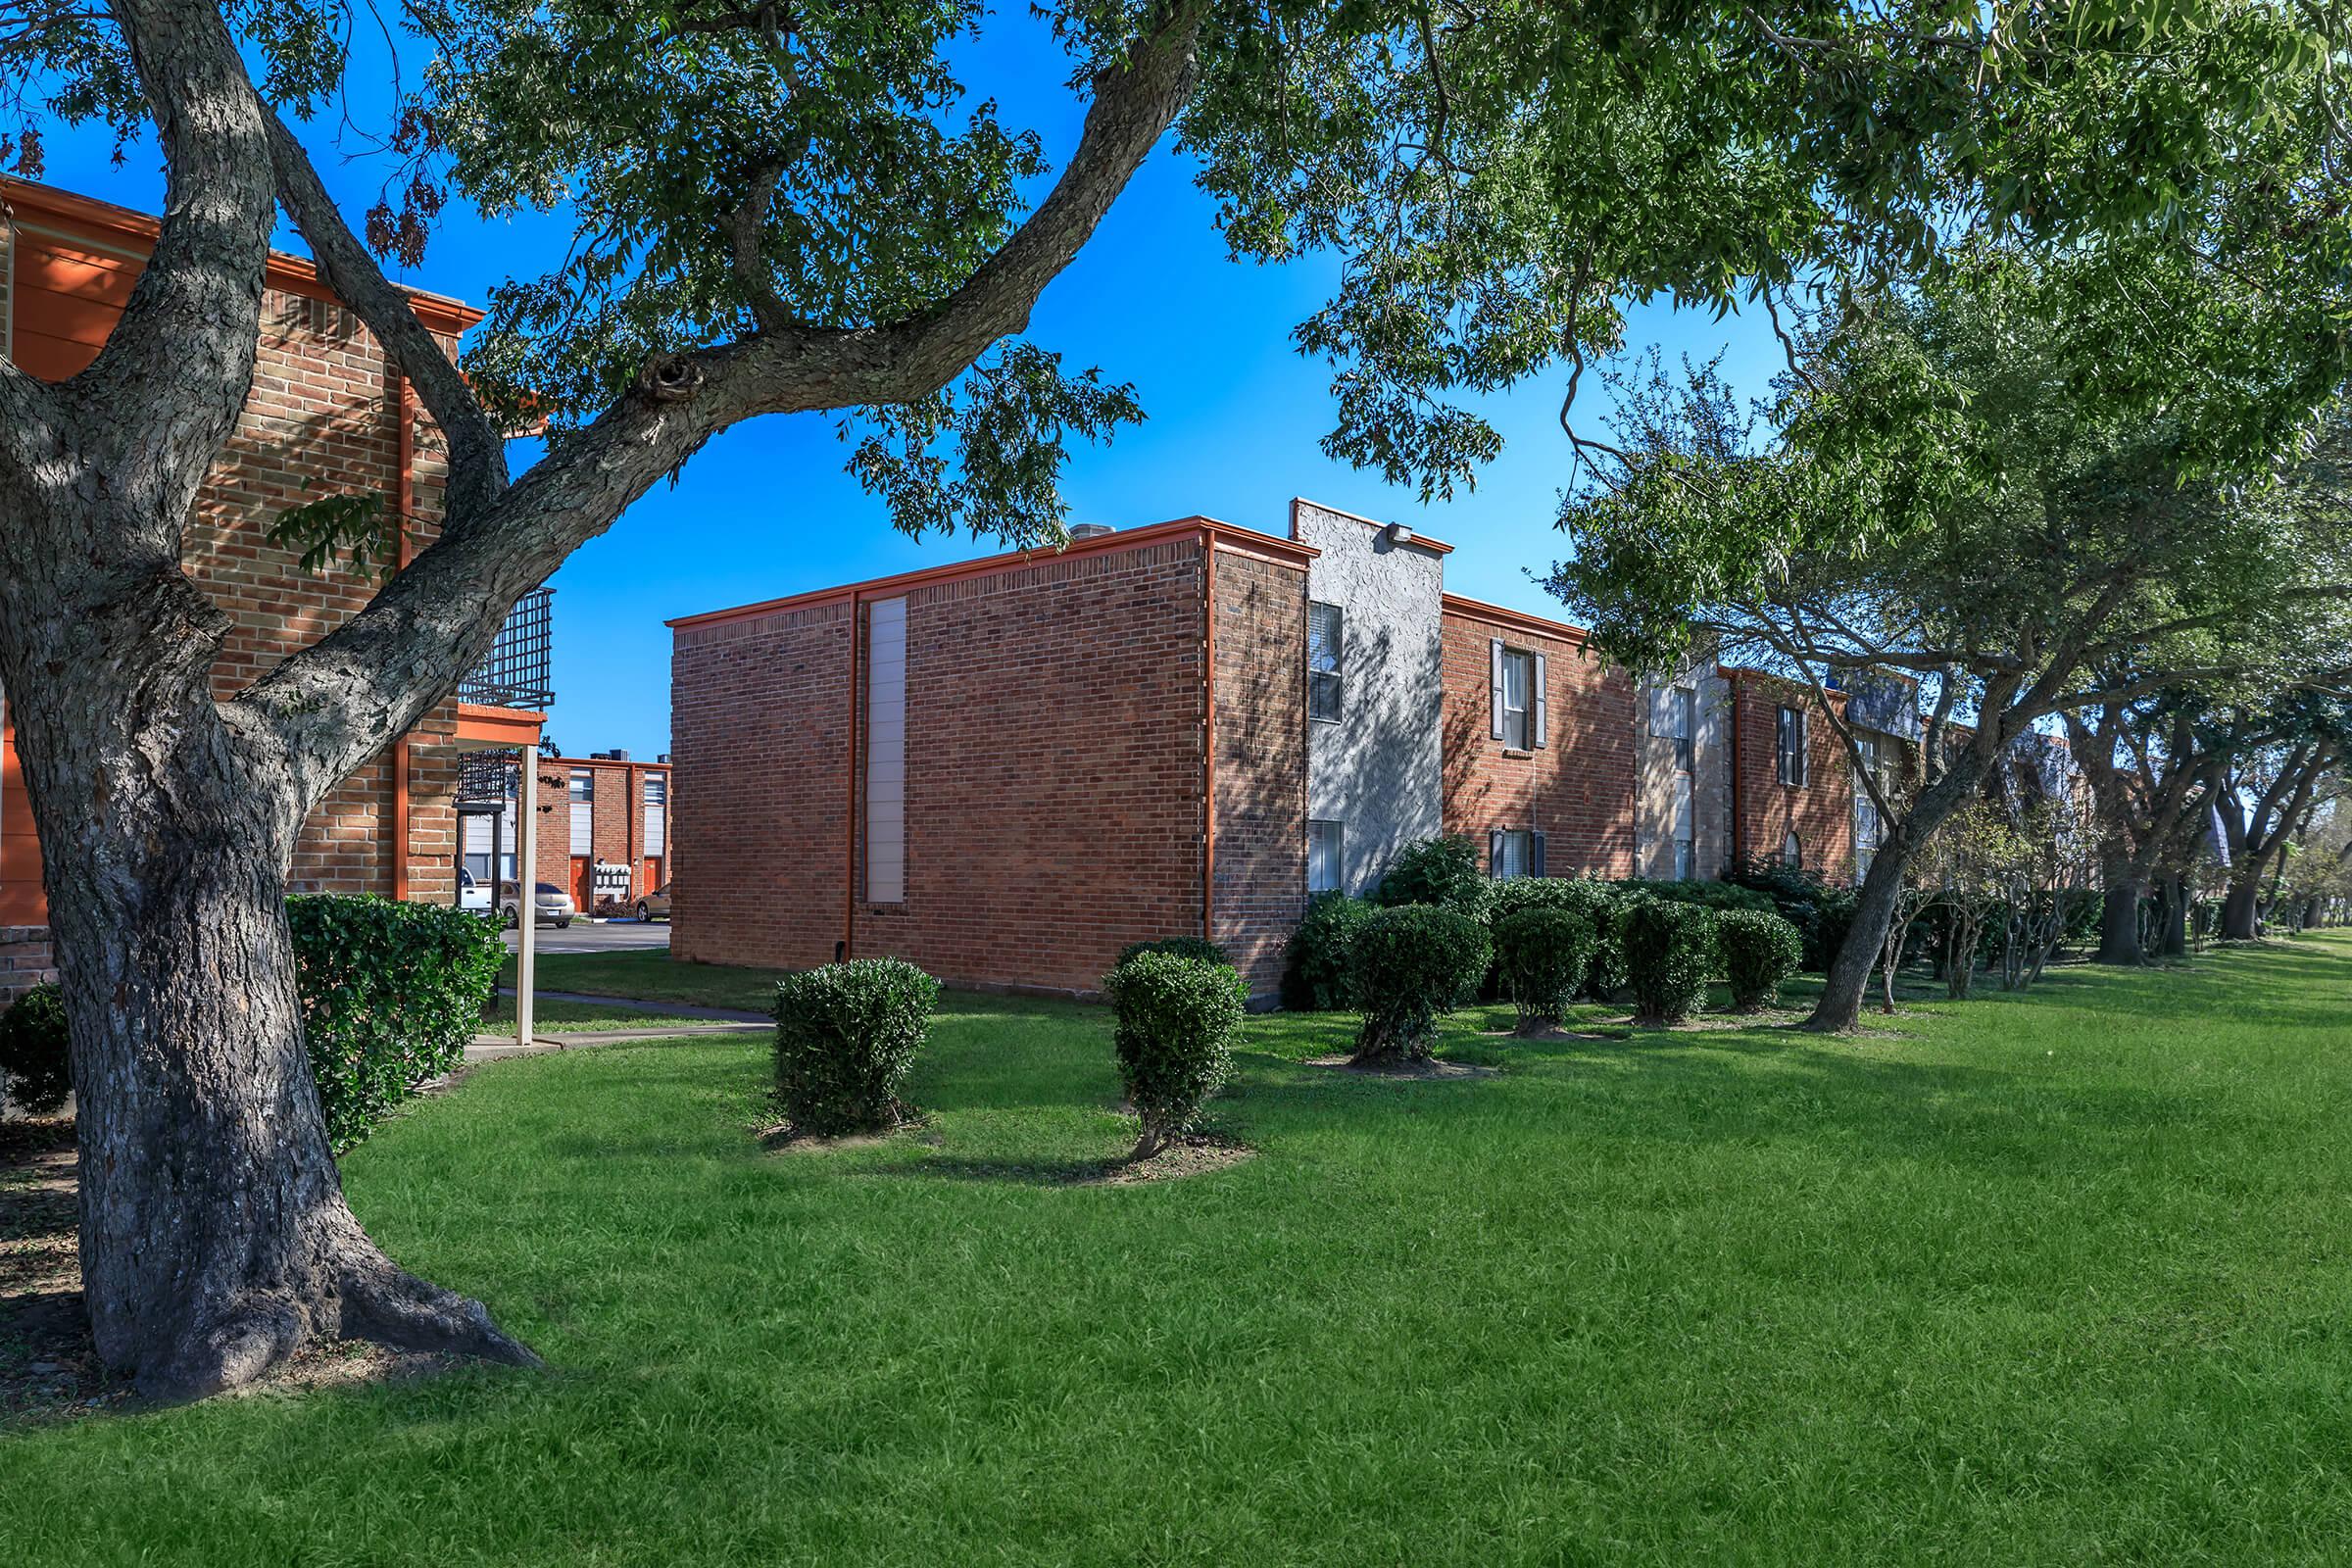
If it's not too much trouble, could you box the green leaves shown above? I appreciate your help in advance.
[267,490,414,579]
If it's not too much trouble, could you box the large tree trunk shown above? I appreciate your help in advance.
[2094,875,2145,965]
[9,564,535,1400]
[2221,873,2262,941]
[2156,877,2189,957]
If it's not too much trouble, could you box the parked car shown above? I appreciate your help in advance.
[458,867,492,916]
[495,880,575,929]
[636,882,671,922]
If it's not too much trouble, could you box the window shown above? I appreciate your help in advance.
[1672,772,1694,881]
[865,597,907,904]
[1853,734,1884,881]
[1673,687,1695,773]
[1500,650,1533,749]
[1783,831,1802,869]
[1307,602,1344,723]
[1307,819,1344,894]
[568,768,593,856]
[1776,706,1808,786]
[1489,640,1546,750]
[1490,828,1544,880]
[644,771,667,858]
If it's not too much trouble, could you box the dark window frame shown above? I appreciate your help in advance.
[1307,601,1344,724]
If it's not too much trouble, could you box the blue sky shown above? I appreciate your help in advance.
[44,18,1784,760]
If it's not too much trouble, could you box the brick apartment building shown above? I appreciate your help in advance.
[458,750,675,916]
[669,500,1938,1000]
[0,179,549,995]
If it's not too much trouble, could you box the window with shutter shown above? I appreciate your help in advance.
[1498,649,1534,749]
[1307,820,1344,894]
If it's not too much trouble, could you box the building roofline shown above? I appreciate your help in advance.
[0,177,484,337]
[1289,496,1454,555]
[667,516,1318,631]
[542,755,670,769]
[1439,592,1591,646]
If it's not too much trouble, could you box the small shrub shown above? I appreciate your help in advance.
[1374,835,1491,920]
[1610,877,1777,916]
[1725,858,1854,970]
[288,895,505,1150]
[1716,907,1804,1010]
[1486,877,1622,998]
[1283,893,1374,1010]
[1103,952,1248,1156]
[1493,907,1597,1034]
[1349,904,1492,1064]
[1619,897,1718,1025]
[0,983,71,1114]
[1115,936,1231,970]
[772,958,940,1136]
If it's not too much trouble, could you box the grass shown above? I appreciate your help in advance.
[12,936,2352,1564]
[498,948,790,1012]
[478,997,762,1034]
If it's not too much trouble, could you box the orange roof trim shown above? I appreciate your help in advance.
[0,177,484,337]
[668,516,1319,631]
[1440,592,1591,646]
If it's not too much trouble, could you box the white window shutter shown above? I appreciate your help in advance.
[1532,653,1548,747]
[1490,640,1505,739]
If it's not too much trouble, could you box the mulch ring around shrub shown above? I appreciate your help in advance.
[1305,1054,1498,1081]
[1479,1025,1628,1043]
[1079,1132,1254,1187]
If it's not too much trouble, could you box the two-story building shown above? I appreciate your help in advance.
[0,178,549,995]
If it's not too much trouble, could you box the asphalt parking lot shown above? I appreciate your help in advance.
[501,918,672,956]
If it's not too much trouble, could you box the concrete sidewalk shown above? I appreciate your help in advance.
[467,1018,769,1061]
[491,986,769,1023]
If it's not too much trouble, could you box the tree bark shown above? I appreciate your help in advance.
[2095,875,2145,965]
[2221,874,2262,940]
[2,540,537,1400]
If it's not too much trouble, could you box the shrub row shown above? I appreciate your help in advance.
[0,895,504,1149]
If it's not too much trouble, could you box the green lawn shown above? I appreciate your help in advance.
[500,947,791,1012]
[14,938,2352,1564]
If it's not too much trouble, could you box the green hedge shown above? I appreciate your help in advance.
[0,983,70,1114]
[1609,878,1777,917]
[1619,898,1718,1025]
[288,895,505,1150]
[1486,877,1623,997]
[1374,836,1491,920]
[1115,936,1232,970]
[1103,952,1247,1155]
[1350,904,1492,1064]
[1724,858,1859,971]
[1716,907,1805,1010]
[1283,893,1375,1010]
[772,958,940,1136]
[1493,906,1596,1034]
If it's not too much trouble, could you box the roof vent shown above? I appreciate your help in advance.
[658,754,671,764]
[1068,522,1116,541]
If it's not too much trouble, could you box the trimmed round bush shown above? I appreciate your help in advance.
[1116,936,1231,970]
[772,957,940,1136]
[1717,907,1804,1010]
[1349,904,1493,1064]
[1283,893,1374,1010]
[1486,876,1623,999]
[1494,906,1597,1034]
[0,982,71,1114]
[288,895,505,1150]
[1103,951,1248,1156]
[1374,835,1491,920]
[1610,877,1777,916]
[1618,897,1718,1025]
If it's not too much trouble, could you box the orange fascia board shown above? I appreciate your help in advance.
[544,755,669,769]
[454,703,546,746]
[667,516,1320,631]
[1440,593,1592,647]
[1289,496,1454,554]
[0,177,484,337]
[1715,663,1850,709]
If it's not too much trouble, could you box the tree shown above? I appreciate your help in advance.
[0,0,2342,1396]
[1549,252,2352,1033]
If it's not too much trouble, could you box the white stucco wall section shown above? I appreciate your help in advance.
[1291,499,1446,895]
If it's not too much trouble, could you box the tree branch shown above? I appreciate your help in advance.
[264,112,509,521]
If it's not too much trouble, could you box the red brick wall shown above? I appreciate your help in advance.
[853,538,1209,994]
[2,221,485,918]
[1729,673,1856,880]
[1441,611,1637,877]
[671,600,854,969]
[1209,547,1309,997]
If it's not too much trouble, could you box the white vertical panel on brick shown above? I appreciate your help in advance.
[865,597,907,903]
[643,772,667,857]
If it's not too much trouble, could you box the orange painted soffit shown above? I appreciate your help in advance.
[667,516,1319,631]
[0,177,484,338]
[453,703,546,745]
